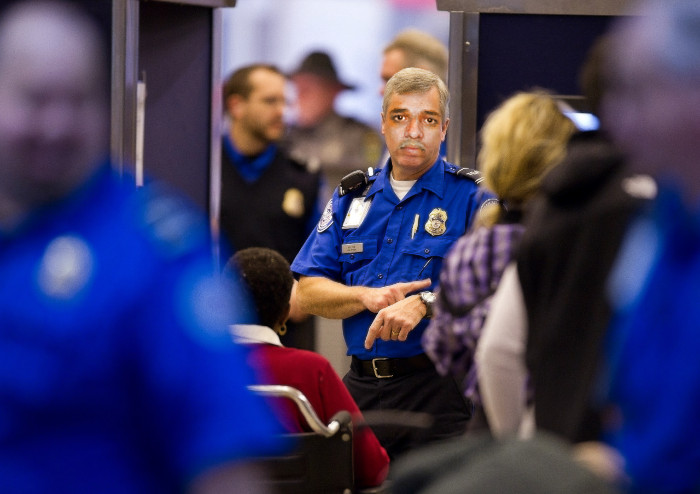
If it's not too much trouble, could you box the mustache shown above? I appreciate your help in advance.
[399,139,426,151]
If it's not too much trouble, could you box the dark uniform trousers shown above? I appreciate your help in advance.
[343,359,473,461]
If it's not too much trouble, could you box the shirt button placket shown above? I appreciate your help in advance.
[374,203,403,286]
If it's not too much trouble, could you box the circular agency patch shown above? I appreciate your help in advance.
[317,198,334,233]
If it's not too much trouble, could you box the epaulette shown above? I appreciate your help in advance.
[337,167,378,197]
[446,164,485,185]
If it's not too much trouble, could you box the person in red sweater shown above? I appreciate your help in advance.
[226,247,390,488]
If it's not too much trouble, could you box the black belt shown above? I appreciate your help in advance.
[351,353,434,379]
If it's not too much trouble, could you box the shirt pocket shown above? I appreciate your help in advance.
[400,236,456,281]
[339,236,378,286]
[338,236,378,264]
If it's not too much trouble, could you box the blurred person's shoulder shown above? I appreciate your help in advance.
[328,112,378,134]
[328,113,383,163]
[116,174,212,261]
[542,130,652,208]
[263,344,333,369]
[329,113,382,142]
[275,144,322,179]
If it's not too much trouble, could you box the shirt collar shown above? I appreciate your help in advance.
[229,324,283,346]
[223,134,278,183]
[368,157,446,201]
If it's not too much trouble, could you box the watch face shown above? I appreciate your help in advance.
[420,291,435,318]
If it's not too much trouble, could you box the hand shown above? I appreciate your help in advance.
[359,278,431,313]
[364,294,428,349]
[572,441,628,484]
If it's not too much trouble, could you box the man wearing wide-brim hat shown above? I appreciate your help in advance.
[285,50,383,203]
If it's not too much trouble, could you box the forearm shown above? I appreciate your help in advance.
[287,280,310,323]
[296,276,370,319]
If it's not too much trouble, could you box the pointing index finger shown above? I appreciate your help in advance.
[400,278,431,295]
[365,313,384,349]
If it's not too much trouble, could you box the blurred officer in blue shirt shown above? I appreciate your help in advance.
[0,2,282,493]
[292,67,492,459]
[599,0,700,491]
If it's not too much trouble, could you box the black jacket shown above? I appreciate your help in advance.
[518,131,647,442]
[220,146,320,264]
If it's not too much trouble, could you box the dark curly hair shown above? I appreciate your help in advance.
[225,247,293,329]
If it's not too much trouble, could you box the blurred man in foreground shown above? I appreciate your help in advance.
[0,2,281,492]
[597,0,700,490]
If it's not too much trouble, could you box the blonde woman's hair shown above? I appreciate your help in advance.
[476,91,576,227]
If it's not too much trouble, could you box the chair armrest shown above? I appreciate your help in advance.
[248,384,342,438]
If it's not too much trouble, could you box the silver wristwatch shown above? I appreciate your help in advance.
[419,291,436,318]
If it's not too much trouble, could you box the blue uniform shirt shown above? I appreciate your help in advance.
[292,159,489,359]
[0,163,283,493]
[604,184,700,492]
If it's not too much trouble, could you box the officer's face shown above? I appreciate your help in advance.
[381,87,448,181]
[234,69,286,143]
[0,6,108,211]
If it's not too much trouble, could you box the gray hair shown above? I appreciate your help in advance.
[382,67,450,121]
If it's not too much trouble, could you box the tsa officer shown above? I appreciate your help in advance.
[291,67,492,459]
[0,2,282,490]
[220,63,322,351]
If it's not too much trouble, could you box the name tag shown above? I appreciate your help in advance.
[342,197,372,229]
[341,243,364,254]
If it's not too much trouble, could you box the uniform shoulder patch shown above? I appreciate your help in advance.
[479,197,501,212]
[453,167,485,185]
[317,198,334,233]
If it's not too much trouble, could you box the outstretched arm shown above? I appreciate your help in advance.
[297,275,431,320]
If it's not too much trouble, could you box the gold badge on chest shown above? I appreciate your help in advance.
[282,188,305,218]
[425,208,447,236]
